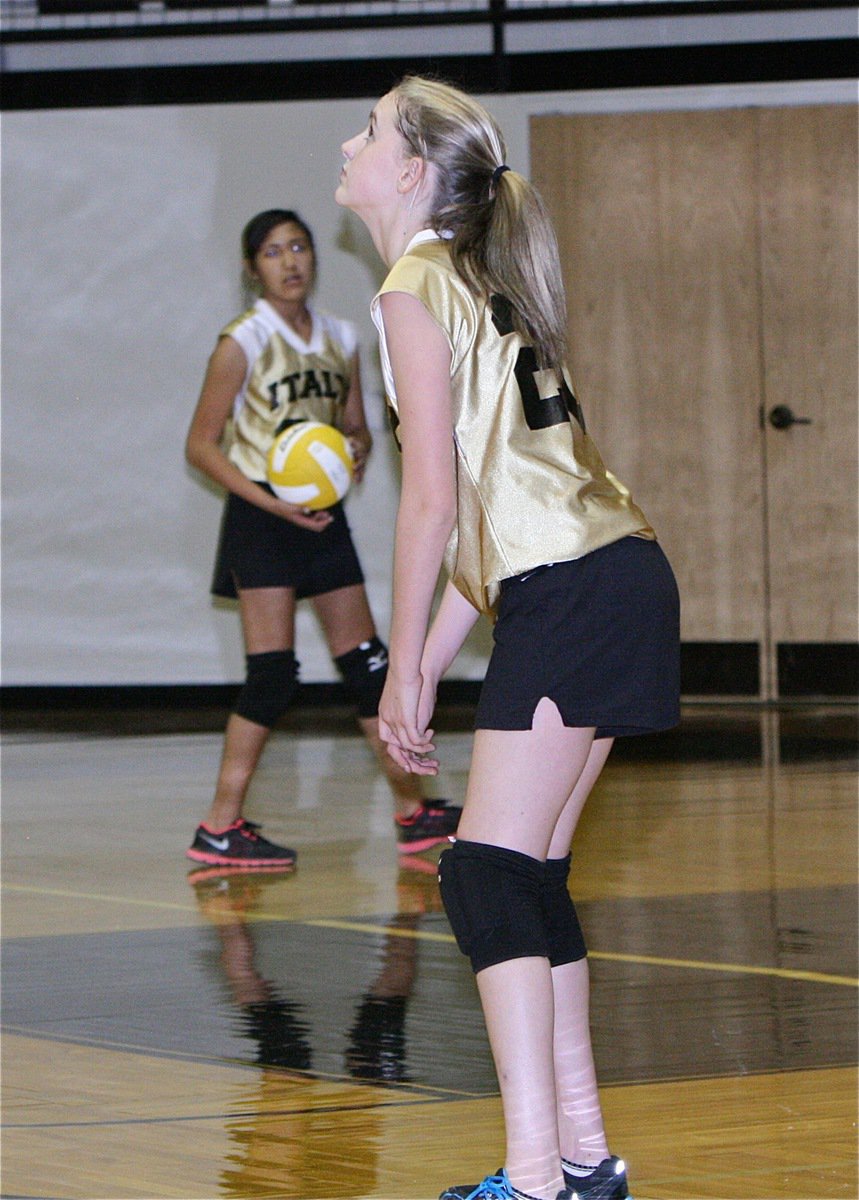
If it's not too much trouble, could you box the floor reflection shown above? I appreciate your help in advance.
[191,871,314,1072]
[189,858,453,1091]
[218,1069,395,1199]
[344,859,444,1084]
[191,860,449,1199]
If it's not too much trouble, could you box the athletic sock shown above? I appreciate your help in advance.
[561,1158,602,1177]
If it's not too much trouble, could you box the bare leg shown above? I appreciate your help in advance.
[552,958,607,1168]
[548,737,614,1167]
[311,583,376,658]
[313,584,424,819]
[458,698,597,1199]
[203,586,296,830]
[206,713,271,830]
[477,956,560,1195]
[547,736,614,860]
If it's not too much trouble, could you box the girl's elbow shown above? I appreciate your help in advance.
[401,493,454,535]
[401,467,457,532]
[185,434,208,470]
[424,496,457,537]
[439,497,457,531]
[431,480,457,526]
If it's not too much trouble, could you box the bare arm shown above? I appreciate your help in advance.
[340,349,372,483]
[405,581,482,768]
[185,336,332,531]
[421,580,481,686]
[377,290,457,771]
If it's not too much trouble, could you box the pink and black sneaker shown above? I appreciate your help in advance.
[186,817,296,869]
[395,799,461,854]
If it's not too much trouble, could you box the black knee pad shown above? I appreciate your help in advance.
[438,839,549,974]
[334,636,388,718]
[543,854,587,967]
[234,649,299,728]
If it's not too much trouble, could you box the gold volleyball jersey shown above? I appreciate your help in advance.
[221,298,357,481]
[372,232,654,616]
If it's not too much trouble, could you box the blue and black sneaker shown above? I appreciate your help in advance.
[439,1167,576,1200]
[561,1157,630,1200]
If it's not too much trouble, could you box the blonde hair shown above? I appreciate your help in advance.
[393,75,568,372]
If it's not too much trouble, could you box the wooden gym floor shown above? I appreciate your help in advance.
[1,703,857,1200]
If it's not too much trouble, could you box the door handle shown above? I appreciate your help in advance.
[768,404,813,430]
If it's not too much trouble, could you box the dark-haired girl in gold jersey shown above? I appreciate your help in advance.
[184,209,460,873]
[337,78,679,1200]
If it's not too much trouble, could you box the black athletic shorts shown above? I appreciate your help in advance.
[474,536,680,738]
[211,483,365,601]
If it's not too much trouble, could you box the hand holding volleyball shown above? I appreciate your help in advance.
[267,421,354,510]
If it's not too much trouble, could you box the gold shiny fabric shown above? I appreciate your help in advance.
[223,300,354,482]
[372,234,654,616]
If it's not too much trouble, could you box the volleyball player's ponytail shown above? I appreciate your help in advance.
[393,76,569,373]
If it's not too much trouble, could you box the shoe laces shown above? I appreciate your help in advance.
[235,819,261,843]
[463,1173,510,1200]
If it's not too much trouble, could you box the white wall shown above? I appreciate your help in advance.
[1,79,850,685]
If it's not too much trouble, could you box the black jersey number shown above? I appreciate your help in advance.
[490,294,585,433]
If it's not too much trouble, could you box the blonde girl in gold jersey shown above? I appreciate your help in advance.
[184,209,461,873]
[337,79,680,1200]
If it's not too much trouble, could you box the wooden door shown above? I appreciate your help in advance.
[531,105,858,698]
[757,106,858,696]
